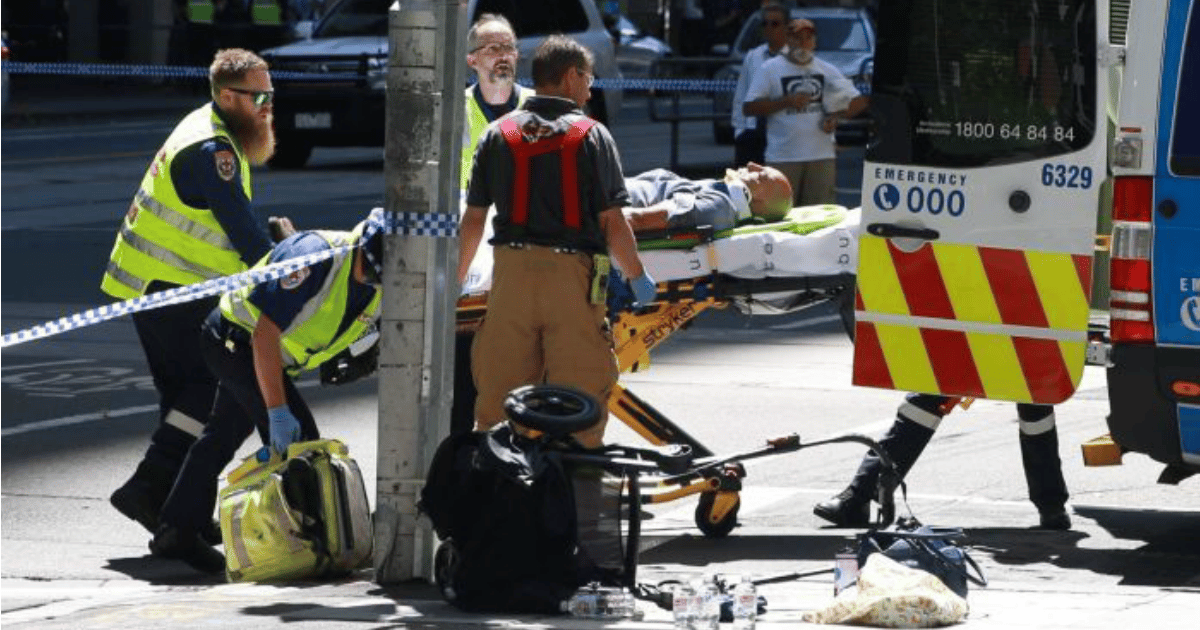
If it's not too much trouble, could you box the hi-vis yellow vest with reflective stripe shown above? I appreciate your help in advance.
[460,83,531,190]
[101,104,252,300]
[219,228,382,375]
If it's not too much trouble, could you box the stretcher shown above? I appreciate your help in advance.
[456,205,865,536]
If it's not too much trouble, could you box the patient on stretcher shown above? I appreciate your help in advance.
[622,163,793,234]
[458,165,860,296]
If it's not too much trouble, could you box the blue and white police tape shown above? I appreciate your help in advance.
[0,209,459,349]
[1,61,739,93]
[1,244,352,349]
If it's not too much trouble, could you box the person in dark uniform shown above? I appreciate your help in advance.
[102,48,291,543]
[150,209,385,573]
[457,35,655,448]
[814,394,1072,530]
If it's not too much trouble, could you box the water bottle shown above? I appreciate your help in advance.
[672,581,695,629]
[562,583,638,619]
[732,574,758,630]
[696,576,720,630]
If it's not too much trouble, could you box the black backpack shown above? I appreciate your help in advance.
[418,425,607,613]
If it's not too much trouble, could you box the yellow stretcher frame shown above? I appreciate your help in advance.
[456,272,857,537]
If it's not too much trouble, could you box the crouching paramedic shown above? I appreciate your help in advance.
[457,35,655,448]
[150,209,385,573]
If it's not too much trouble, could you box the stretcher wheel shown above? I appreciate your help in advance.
[503,385,601,437]
[695,491,740,538]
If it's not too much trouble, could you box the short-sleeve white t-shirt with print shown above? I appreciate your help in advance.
[744,54,860,163]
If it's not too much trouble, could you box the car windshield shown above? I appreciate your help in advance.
[316,0,392,38]
[737,14,871,55]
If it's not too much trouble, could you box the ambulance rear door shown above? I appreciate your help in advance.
[852,0,1111,404]
[1153,0,1200,349]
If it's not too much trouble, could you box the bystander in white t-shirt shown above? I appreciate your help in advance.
[744,54,860,163]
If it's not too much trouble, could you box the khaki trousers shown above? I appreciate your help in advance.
[771,158,838,206]
[471,245,618,447]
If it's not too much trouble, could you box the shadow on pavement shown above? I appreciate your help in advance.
[968,506,1200,587]
[104,555,226,586]
[639,533,853,566]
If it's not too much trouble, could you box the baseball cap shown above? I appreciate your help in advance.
[790,18,817,35]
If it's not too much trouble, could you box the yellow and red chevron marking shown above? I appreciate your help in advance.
[853,236,1092,405]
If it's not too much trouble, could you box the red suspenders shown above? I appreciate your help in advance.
[499,116,597,231]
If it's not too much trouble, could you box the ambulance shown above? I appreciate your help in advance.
[851,0,1199,482]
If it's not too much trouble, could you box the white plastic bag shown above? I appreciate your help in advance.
[802,553,969,628]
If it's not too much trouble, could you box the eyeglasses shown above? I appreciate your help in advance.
[226,87,274,108]
[576,68,594,88]
[472,42,517,56]
[763,20,785,28]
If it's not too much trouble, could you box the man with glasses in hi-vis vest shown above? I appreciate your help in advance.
[102,48,292,551]
[460,13,532,192]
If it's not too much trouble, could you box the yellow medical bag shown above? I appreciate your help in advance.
[218,439,373,583]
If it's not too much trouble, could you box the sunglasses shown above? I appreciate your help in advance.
[763,20,785,27]
[226,87,274,107]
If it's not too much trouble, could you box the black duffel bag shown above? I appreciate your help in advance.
[856,517,988,598]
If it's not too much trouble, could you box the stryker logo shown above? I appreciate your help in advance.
[874,168,967,187]
[641,305,695,346]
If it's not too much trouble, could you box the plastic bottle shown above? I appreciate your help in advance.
[696,575,721,630]
[562,583,637,619]
[732,574,758,630]
[672,581,695,629]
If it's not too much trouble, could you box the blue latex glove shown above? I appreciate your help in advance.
[267,405,302,456]
[630,272,657,306]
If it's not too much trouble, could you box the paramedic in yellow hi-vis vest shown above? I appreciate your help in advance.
[151,210,385,574]
[460,13,532,191]
[103,49,289,546]
[458,36,655,449]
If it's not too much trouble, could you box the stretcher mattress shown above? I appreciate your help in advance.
[460,205,861,296]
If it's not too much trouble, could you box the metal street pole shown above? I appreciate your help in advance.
[374,0,466,584]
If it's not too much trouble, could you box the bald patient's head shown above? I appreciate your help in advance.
[733,163,792,221]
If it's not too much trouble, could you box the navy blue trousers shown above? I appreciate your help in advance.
[158,310,319,533]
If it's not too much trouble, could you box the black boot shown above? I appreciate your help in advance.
[1017,404,1071,530]
[110,460,176,534]
[150,524,226,574]
[814,394,946,526]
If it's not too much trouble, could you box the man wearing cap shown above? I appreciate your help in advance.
[149,209,385,573]
[744,18,868,205]
[102,48,293,543]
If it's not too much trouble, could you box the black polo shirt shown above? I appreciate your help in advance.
[466,95,630,254]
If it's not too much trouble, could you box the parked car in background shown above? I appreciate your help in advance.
[711,5,875,144]
[611,13,672,80]
[260,0,623,168]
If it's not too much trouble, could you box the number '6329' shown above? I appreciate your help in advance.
[1041,163,1093,189]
